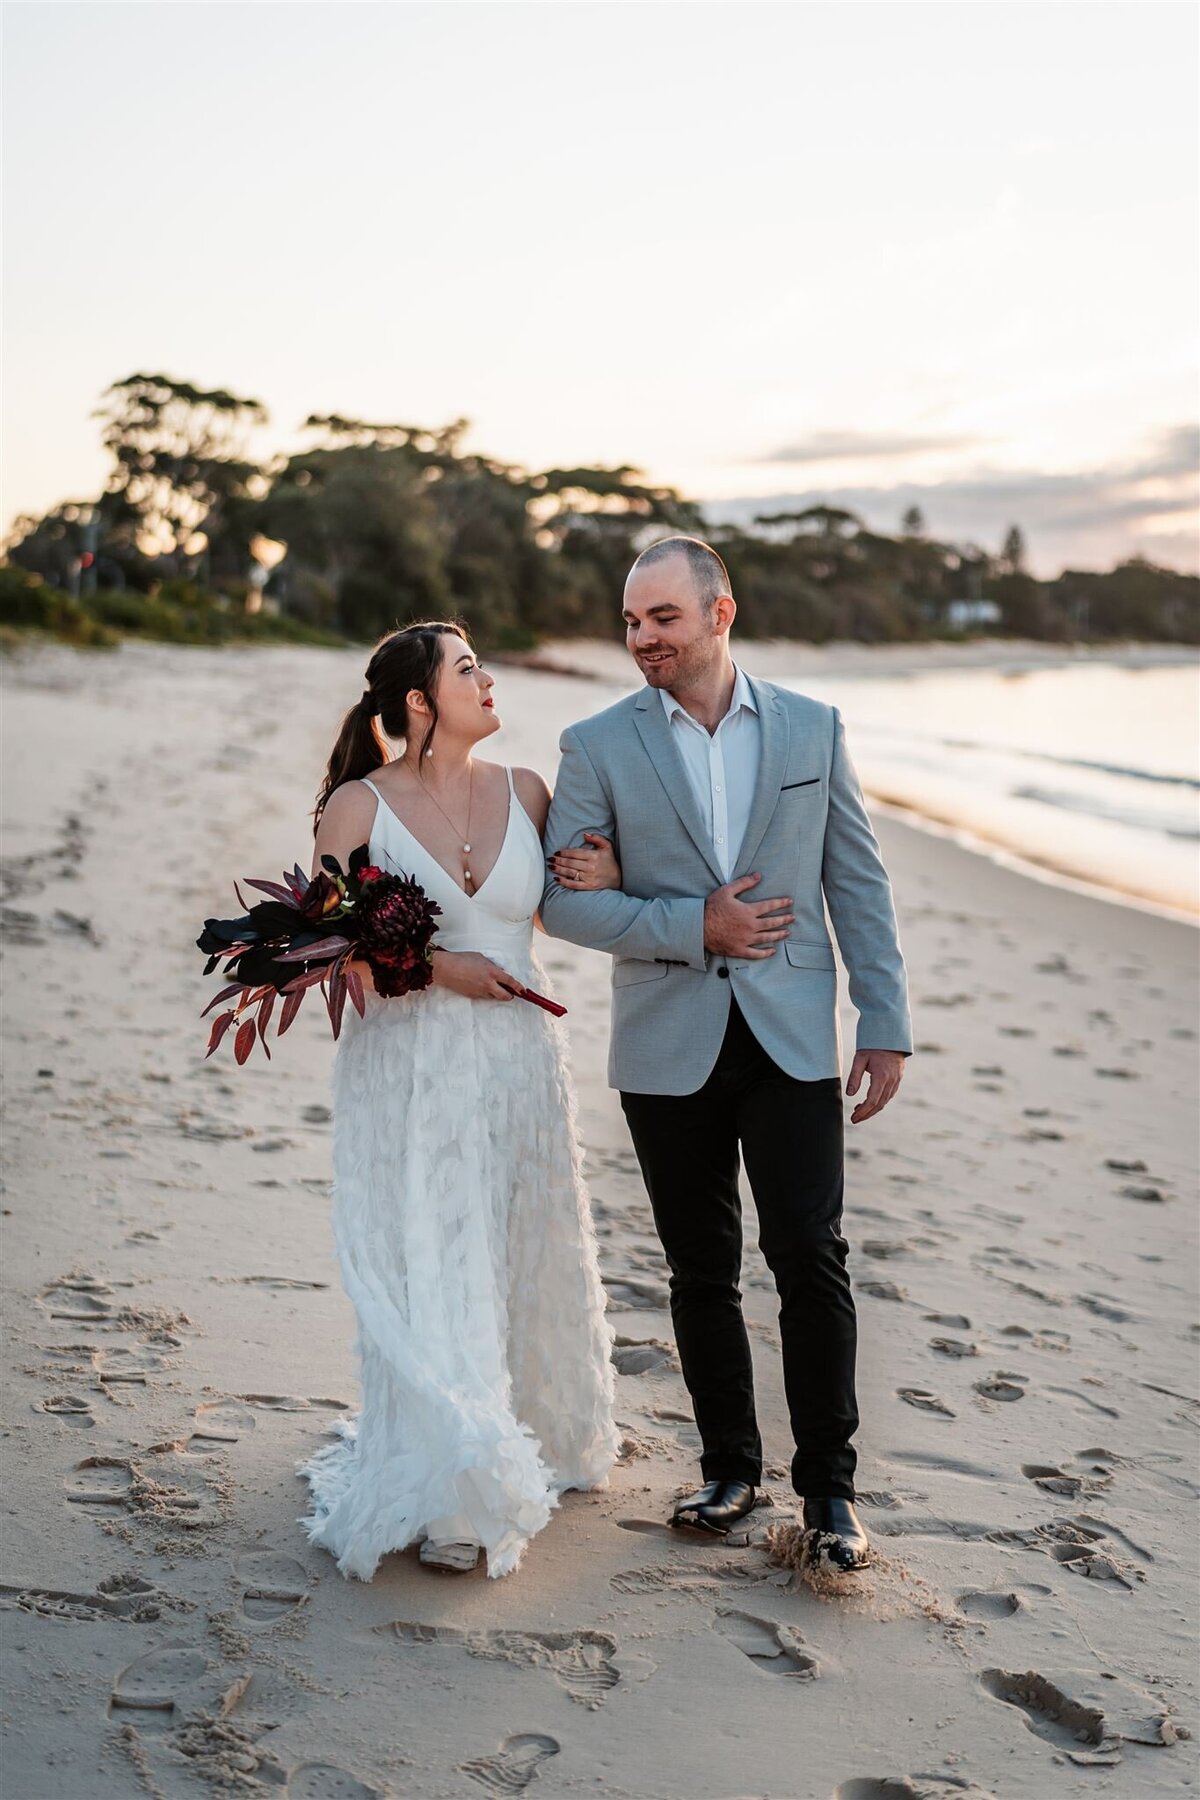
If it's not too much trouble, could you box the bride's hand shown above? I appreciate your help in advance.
[429,949,525,1002]
[550,832,621,891]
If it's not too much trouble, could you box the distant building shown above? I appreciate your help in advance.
[946,598,1002,630]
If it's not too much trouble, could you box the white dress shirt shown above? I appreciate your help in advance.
[659,665,762,880]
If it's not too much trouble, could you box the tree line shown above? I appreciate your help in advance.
[3,373,1196,647]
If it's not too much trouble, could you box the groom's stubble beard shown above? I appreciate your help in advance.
[633,612,725,697]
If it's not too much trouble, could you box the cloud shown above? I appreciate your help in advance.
[1127,423,1200,481]
[762,429,984,465]
[705,424,1200,575]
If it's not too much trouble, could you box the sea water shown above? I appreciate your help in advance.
[785,661,1199,918]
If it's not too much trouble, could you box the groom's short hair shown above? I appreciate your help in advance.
[631,536,731,613]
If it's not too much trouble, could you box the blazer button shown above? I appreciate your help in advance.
[717,966,729,979]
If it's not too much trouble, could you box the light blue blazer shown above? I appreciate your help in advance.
[540,675,912,1095]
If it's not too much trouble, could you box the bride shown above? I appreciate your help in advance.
[299,620,622,1579]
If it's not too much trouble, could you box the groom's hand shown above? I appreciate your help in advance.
[846,1049,906,1123]
[703,873,794,959]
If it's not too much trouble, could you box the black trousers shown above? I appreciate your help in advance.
[619,998,857,1499]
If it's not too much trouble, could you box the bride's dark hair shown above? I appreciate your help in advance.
[313,620,470,832]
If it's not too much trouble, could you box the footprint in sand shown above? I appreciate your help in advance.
[897,1388,954,1417]
[64,1455,135,1508]
[189,1399,259,1448]
[236,1550,309,1621]
[998,1325,1070,1352]
[226,1275,331,1290]
[0,1572,161,1623]
[287,1763,383,1799]
[712,1608,819,1679]
[237,1394,351,1414]
[972,1374,1027,1402]
[1021,1461,1112,1499]
[602,1273,670,1310]
[64,1449,223,1528]
[36,1394,94,1427]
[957,1584,1050,1627]
[857,1279,908,1302]
[37,1274,115,1323]
[610,1337,677,1375]
[834,1778,998,1799]
[979,1668,1109,1754]
[381,1622,619,1709]
[929,1338,978,1359]
[108,1642,211,1730]
[460,1733,559,1796]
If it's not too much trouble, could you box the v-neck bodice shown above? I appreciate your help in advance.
[359,769,544,966]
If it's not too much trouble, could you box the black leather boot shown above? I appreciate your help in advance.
[802,1496,871,1570]
[671,1479,757,1535]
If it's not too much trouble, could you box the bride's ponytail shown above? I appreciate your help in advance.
[312,619,469,832]
[314,694,385,831]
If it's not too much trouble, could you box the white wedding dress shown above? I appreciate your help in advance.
[299,767,620,1580]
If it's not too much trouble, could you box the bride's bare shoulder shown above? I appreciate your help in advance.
[511,765,552,834]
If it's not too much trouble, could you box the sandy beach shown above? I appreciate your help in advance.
[1,635,1196,1800]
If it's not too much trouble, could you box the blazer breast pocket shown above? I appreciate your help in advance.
[780,777,820,791]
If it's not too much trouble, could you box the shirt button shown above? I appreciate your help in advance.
[714,784,722,793]
[716,835,724,844]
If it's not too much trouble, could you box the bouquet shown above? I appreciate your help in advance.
[198,844,565,1066]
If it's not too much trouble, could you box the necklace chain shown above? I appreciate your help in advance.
[418,763,475,883]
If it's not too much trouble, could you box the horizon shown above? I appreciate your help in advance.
[3,1,1197,579]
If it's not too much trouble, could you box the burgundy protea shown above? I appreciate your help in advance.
[354,869,441,998]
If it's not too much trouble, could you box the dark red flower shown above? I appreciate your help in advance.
[354,871,441,998]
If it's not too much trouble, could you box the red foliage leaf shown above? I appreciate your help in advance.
[202,982,247,1019]
[344,964,366,1018]
[277,989,305,1035]
[205,1011,236,1058]
[275,935,350,964]
[327,967,348,1040]
[280,966,329,995]
[243,878,302,906]
[256,990,275,1046]
[233,1018,258,1065]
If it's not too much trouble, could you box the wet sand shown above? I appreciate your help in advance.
[1,637,1196,1799]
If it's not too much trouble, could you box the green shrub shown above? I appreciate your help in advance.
[0,566,118,646]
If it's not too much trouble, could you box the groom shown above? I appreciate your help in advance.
[541,537,912,1571]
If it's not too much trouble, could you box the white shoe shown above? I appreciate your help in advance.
[419,1537,480,1572]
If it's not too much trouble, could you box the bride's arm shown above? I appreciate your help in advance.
[311,780,380,994]
[512,768,620,934]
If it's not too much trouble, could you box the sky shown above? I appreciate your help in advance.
[3,0,1197,577]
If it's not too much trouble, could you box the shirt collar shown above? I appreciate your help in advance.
[660,664,758,728]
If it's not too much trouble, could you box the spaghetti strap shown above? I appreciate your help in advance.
[504,764,516,798]
[360,776,384,800]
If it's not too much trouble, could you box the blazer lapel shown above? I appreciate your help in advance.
[733,677,791,878]
[632,690,727,886]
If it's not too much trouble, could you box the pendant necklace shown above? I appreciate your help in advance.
[420,763,475,887]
